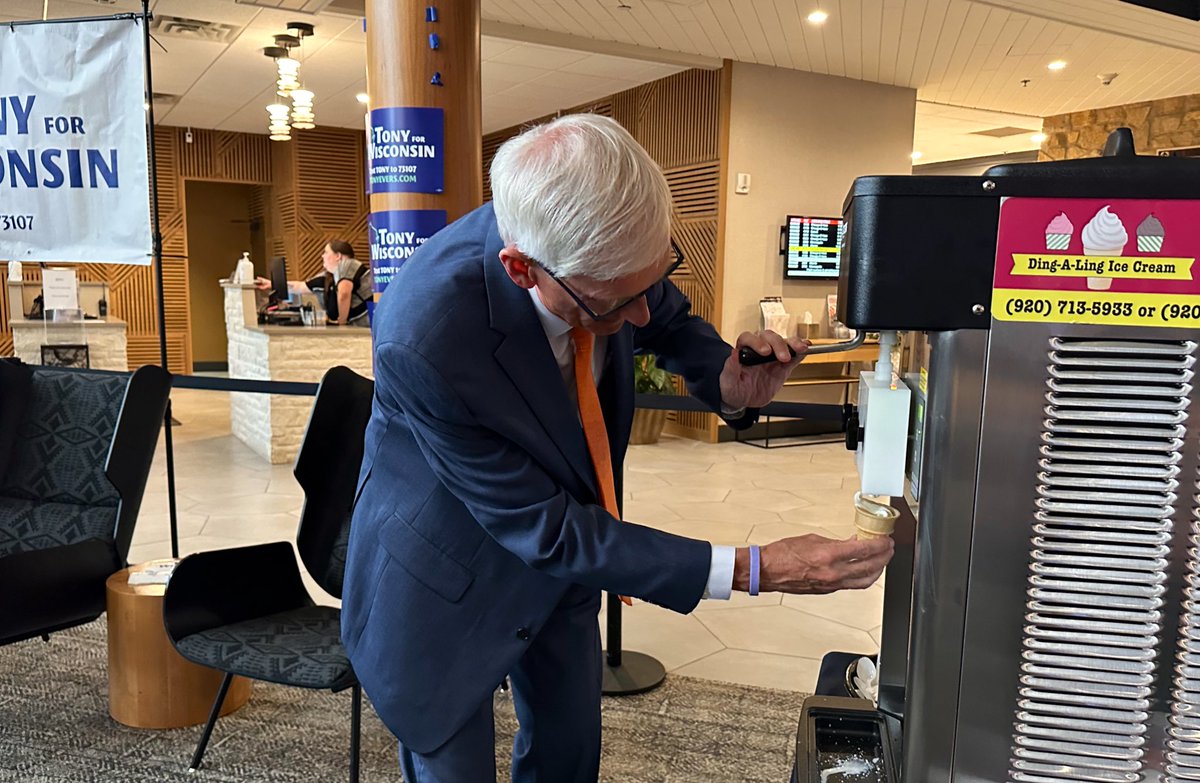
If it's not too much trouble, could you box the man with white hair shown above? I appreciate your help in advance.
[342,114,893,782]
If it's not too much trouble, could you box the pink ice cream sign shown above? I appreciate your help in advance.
[993,197,1200,327]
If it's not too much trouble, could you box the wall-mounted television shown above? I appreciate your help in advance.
[781,215,845,280]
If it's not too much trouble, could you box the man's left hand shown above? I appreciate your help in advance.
[719,331,809,410]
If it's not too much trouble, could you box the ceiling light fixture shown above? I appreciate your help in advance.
[807,9,829,23]
[355,92,370,104]
[266,103,292,141]
[262,23,316,141]
[290,89,315,130]
[1047,60,1067,71]
[1031,132,1048,144]
[911,151,923,160]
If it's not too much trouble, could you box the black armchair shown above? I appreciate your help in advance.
[0,361,170,647]
[163,366,374,781]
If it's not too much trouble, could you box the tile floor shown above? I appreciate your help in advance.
[129,389,882,694]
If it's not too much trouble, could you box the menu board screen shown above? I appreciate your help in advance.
[784,215,844,279]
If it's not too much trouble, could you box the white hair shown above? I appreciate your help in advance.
[489,114,672,281]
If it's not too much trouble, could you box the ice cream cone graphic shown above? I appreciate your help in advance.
[1045,212,1073,251]
[1080,206,1128,290]
[1137,214,1165,253]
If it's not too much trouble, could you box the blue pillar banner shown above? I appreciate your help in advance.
[366,107,444,194]
[369,209,447,301]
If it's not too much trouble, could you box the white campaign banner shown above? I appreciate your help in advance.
[0,18,151,265]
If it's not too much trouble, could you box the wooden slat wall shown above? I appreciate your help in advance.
[264,127,369,282]
[1,125,371,374]
[481,68,724,441]
[292,128,370,280]
[0,268,11,356]
[178,129,272,183]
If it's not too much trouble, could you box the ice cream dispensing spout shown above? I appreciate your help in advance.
[850,328,910,517]
[874,330,898,383]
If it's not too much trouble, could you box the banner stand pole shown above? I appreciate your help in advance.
[139,0,180,559]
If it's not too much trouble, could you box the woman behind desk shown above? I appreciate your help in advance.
[315,240,373,326]
[257,240,374,326]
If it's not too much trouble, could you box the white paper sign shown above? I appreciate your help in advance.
[41,268,78,310]
[0,19,151,265]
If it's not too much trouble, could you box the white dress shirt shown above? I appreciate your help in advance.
[526,287,736,600]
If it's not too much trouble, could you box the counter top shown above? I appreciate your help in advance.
[11,317,127,328]
[244,323,372,337]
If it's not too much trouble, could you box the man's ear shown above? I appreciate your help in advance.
[499,246,536,290]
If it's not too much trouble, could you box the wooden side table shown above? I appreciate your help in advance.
[106,560,251,729]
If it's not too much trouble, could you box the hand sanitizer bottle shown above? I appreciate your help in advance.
[236,252,254,284]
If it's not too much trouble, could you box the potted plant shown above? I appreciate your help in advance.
[630,353,675,445]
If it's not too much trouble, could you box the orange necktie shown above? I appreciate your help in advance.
[571,327,632,606]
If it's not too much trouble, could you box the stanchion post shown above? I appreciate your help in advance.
[602,469,666,695]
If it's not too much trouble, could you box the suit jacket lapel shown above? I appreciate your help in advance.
[482,230,596,497]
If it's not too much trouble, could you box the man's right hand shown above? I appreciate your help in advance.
[733,534,894,595]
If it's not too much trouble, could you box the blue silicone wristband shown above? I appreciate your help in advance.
[749,545,760,596]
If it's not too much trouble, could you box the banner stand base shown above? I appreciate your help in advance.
[601,650,665,696]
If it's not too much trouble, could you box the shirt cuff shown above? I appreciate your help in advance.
[702,545,736,600]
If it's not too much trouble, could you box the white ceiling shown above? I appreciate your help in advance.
[3,0,1199,163]
[0,0,689,136]
[914,101,1043,163]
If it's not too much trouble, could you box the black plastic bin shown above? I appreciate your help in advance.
[793,696,896,783]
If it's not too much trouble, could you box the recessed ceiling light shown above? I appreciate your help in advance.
[807,9,829,24]
[356,92,369,104]
[1048,60,1067,71]
[911,151,923,161]
[1031,132,1048,144]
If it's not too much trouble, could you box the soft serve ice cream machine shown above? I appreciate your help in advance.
[796,129,1200,783]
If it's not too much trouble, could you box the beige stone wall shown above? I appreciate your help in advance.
[223,285,373,464]
[12,322,128,371]
[1041,93,1200,160]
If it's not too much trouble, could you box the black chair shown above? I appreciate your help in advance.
[163,366,374,781]
[0,361,170,646]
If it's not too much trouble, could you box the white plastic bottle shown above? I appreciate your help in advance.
[236,252,254,284]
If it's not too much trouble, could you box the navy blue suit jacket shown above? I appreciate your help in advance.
[342,204,748,753]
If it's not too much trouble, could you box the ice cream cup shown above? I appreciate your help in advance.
[1045,233,1071,251]
[1083,245,1120,290]
[854,492,899,540]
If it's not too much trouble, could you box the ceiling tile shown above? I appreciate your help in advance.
[489,42,589,68]
[484,60,553,83]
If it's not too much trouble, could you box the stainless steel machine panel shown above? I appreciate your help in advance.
[899,330,989,782]
[951,321,1198,783]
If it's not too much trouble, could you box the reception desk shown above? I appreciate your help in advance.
[223,282,373,464]
[10,317,128,371]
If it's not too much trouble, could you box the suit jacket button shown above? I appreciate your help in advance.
[516,627,530,641]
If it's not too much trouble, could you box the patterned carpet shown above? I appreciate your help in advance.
[0,621,805,782]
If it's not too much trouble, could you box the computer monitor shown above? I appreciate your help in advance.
[269,257,289,305]
[781,215,845,280]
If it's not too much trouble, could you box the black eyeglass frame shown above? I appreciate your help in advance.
[536,239,685,321]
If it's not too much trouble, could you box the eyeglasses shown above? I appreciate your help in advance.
[537,240,685,321]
